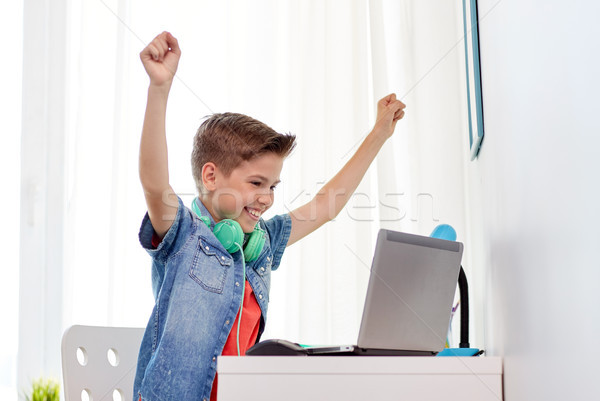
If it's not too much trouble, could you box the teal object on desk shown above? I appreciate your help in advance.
[430,224,481,357]
[437,348,480,357]
[430,224,457,241]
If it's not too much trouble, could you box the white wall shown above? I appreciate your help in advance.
[468,0,600,399]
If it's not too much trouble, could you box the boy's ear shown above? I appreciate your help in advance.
[201,162,218,191]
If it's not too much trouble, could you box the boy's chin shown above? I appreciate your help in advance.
[238,211,261,232]
[240,222,257,234]
[230,217,252,233]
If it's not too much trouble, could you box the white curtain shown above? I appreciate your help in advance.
[62,0,381,348]
[16,0,469,397]
[1,1,23,400]
[369,0,473,344]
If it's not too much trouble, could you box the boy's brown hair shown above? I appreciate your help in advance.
[192,112,296,192]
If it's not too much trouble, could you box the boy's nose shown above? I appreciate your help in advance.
[257,193,273,208]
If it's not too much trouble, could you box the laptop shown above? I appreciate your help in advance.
[246,228,464,356]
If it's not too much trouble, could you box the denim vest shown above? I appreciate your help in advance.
[133,196,291,401]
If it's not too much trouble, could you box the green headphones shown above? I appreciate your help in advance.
[191,198,265,262]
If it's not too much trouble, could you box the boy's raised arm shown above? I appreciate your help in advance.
[287,94,406,246]
[139,32,181,238]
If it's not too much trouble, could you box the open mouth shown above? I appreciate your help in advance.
[244,207,262,221]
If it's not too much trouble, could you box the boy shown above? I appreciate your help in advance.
[135,31,405,401]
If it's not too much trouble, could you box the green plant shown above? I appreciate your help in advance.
[25,377,60,401]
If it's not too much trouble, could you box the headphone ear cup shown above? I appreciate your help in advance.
[213,219,244,253]
[243,226,266,262]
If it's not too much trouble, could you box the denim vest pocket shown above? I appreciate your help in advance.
[189,238,232,293]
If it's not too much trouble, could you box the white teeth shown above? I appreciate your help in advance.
[247,208,261,217]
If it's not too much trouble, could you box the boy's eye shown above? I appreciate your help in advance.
[270,185,277,191]
[251,181,261,187]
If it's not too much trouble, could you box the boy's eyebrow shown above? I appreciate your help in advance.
[249,175,281,185]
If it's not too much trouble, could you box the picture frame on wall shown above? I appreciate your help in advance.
[463,0,484,160]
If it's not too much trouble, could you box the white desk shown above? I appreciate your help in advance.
[218,356,503,401]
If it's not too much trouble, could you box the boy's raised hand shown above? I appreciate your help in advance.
[373,93,406,140]
[140,31,181,87]
[287,93,406,246]
[139,31,181,238]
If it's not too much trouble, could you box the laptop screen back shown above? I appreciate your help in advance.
[357,229,463,352]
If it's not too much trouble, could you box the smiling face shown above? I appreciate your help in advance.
[200,152,284,233]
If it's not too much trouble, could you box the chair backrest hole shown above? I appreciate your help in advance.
[107,347,120,367]
[113,388,123,401]
[81,388,93,401]
[76,347,88,366]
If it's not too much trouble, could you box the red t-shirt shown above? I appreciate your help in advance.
[210,279,261,401]
[150,233,262,401]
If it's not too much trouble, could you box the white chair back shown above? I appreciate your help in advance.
[61,325,145,401]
